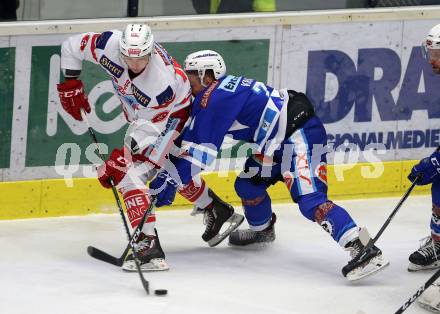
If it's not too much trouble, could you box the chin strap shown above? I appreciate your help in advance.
[198,69,208,87]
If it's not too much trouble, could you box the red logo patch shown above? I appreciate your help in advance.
[80,34,90,52]
[151,111,169,123]
[128,48,141,56]
[316,163,328,185]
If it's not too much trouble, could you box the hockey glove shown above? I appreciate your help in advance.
[57,79,91,121]
[97,148,131,189]
[149,171,179,207]
[408,150,440,185]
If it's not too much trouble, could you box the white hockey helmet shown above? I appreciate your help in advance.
[184,50,226,84]
[120,24,154,58]
[423,24,440,60]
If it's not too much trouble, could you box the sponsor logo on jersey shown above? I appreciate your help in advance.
[131,84,151,107]
[218,75,241,93]
[152,86,175,109]
[99,55,124,78]
[80,34,90,52]
[151,111,169,123]
[200,81,220,108]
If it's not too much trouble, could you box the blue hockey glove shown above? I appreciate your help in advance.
[149,171,179,207]
[408,151,440,185]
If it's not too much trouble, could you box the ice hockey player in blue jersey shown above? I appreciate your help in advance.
[406,24,440,275]
[149,50,389,281]
[406,24,440,314]
[407,148,440,273]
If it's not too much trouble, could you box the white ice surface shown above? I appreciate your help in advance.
[0,195,436,314]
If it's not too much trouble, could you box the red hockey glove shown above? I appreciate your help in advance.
[57,79,91,121]
[97,148,131,189]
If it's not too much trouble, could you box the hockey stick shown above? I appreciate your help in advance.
[395,268,440,314]
[87,198,155,267]
[357,174,421,250]
[80,110,150,295]
[88,117,182,266]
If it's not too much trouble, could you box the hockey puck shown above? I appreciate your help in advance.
[154,289,168,296]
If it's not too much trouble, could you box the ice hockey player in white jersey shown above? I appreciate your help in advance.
[57,23,243,272]
[149,49,389,281]
[410,23,440,313]
[57,23,193,272]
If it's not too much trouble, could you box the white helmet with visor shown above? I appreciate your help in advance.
[120,24,154,58]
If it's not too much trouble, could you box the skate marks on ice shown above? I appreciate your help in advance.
[0,195,434,314]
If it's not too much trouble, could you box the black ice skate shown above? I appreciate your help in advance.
[122,229,169,272]
[198,189,244,247]
[228,213,276,247]
[342,238,389,281]
[408,236,440,272]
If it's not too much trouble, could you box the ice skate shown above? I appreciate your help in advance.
[229,213,276,247]
[195,189,244,247]
[122,229,169,272]
[342,238,389,281]
[408,236,440,272]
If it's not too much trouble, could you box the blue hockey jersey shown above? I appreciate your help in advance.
[172,75,288,184]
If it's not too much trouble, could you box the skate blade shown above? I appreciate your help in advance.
[346,255,390,281]
[122,258,170,272]
[207,213,244,247]
[408,261,440,272]
[228,240,274,250]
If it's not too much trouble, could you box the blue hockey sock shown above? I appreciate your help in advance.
[242,191,273,231]
[314,201,358,247]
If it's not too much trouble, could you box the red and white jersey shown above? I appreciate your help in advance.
[60,30,191,131]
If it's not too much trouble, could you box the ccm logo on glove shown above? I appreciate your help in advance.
[57,79,91,121]
[59,87,84,98]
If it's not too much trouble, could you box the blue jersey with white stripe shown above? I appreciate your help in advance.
[173,75,286,184]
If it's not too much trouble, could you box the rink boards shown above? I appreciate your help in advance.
[0,159,430,220]
[0,8,438,219]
